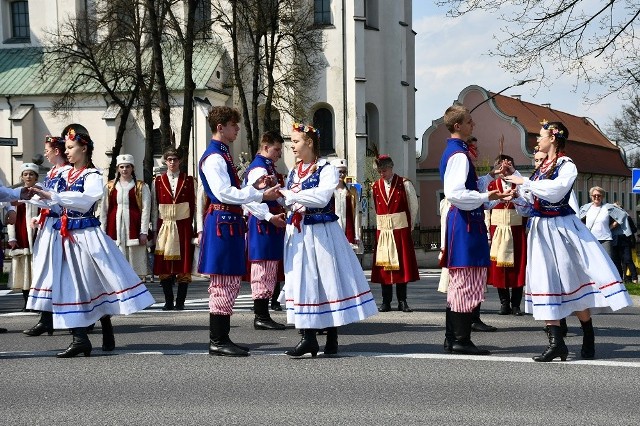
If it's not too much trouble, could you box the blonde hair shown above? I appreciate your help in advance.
[444,104,469,133]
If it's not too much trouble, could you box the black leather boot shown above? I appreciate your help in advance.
[378,285,392,312]
[471,304,497,332]
[511,287,523,316]
[444,307,454,353]
[580,318,595,359]
[451,311,490,355]
[21,290,30,312]
[396,283,413,312]
[175,282,188,310]
[560,317,568,337]
[253,299,286,330]
[285,329,319,357]
[324,327,339,355]
[160,278,175,310]
[57,327,92,358]
[208,314,249,357]
[23,311,54,336]
[100,316,115,351]
[533,324,568,362]
[270,282,283,311]
[497,288,511,315]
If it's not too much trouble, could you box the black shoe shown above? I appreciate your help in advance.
[209,340,249,357]
[451,311,491,355]
[100,316,115,352]
[512,306,523,316]
[270,301,283,311]
[398,301,413,313]
[162,303,174,311]
[580,319,595,359]
[533,325,568,362]
[378,302,391,312]
[285,330,319,357]
[471,321,497,332]
[57,328,92,358]
[498,303,511,315]
[324,327,339,355]
[23,322,54,337]
[451,339,491,355]
[254,317,286,330]
[253,299,286,330]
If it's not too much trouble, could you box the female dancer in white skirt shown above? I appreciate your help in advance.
[504,120,632,362]
[23,136,70,337]
[28,129,155,358]
[279,123,378,357]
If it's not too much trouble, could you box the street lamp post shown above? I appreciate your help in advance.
[469,79,535,113]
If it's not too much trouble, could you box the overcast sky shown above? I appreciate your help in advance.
[412,2,623,138]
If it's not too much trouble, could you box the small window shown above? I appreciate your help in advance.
[314,0,331,25]
[152,128,162,156]
[313,108,334,156]
[194,1,212,40]
[364,0,379,29]
[11,1,30,40]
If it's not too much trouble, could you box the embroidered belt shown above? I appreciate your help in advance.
[207,203,242,215]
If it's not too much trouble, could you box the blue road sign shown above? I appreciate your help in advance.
[633,169,640,194]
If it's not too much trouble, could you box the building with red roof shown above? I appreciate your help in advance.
[417,85,632,227]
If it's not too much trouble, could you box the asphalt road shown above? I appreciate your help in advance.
[1,270,639,425]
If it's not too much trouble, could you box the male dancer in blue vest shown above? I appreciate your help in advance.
[243,131,287,330]
[439,104,511,355]
[198,106,281,357]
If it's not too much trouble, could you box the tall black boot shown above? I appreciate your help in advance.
[271,282,283,311]
[23,311,54,336]
[471,304,497,332]
[580,318,595,359]
[21,290,30,312]
[560,317,568,337]
[497,288,511,315]
[253,298,286,330]
[533,325,568,362]
[285,329,319,357]
[396,283,413,312]
[57,327,92,358]
[444,307,454,353]
[100,316,115,351]
[450,311,490,355]
[160,278,175,311]
[324,327,339,355]
[208,314,249,357]
[175,282,189,310]
[378,285,393,312]
[511,287,523,316]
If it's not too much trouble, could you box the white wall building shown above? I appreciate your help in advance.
[0,0,416,206]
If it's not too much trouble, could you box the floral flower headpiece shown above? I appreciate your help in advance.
[292,122,320,137]
[66,128,93,148]
[45,135,61,144]
[540,119,565,139]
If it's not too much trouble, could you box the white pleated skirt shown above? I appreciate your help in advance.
[27,221,155,329]
[525,214,632,320]
[283,221,378,329]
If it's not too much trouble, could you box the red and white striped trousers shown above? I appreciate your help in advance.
[208,275,242,315]
[250,260,279,300]
[447,267,486,313]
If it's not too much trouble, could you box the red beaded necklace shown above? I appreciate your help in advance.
[297,159,317,179]
[67,166,87,186]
